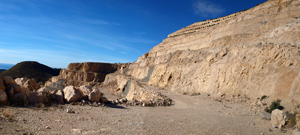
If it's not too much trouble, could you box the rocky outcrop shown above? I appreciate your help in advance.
[101,0,300,109]
[46,62,128,87]
[103,74,172,105]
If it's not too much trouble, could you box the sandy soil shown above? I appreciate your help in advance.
[0,90,291,135]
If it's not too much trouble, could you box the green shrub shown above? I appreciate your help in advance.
[265,99,284,113]
[260,95,267,101]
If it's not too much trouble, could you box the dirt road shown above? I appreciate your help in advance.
[0,91,290,135]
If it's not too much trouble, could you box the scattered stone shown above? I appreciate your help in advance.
[63,86,83,103]
[71,129,86,134]
[270,109,286,128]
[45,126,51,129]
[66,108,75,113]
[92,102,99,107]
[260,111,271,120]
[292,129,300,135]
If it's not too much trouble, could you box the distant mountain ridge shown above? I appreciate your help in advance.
[1,61,60,83]
[0,63,14,70]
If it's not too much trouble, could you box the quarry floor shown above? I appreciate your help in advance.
[0,90,291,135]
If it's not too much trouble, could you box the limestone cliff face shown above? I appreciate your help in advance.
[105,0,300,106]
[46,62,127,87]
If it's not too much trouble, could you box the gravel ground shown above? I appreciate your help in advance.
[0,91,292,135]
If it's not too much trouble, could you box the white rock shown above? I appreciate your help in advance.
[63,86,83,103]
[270,109,286,128]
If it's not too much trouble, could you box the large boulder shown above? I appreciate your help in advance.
[6,84,30,96]
[0,89,7,105]
[0,76,5,91]
[15,78,40,91]
[24,79,40,91]
[270,109,287,128]
[63,86,83,103]
[3,76,16,86]
[79,85,92,98]
[52,90,64,104]
[6,86,14,98]
[12,92,28,106]
[15,78,28,86]
[28,91,40,105]
[88,88,102,102]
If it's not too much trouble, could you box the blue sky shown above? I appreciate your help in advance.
[0,0,266,68]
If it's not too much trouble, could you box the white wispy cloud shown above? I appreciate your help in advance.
[84,19,121,26]
[193,1,224,17]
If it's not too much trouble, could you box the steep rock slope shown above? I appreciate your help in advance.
[105,0,300,107]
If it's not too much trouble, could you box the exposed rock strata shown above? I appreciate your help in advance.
[46,62,128,87]
[104,0,300,108]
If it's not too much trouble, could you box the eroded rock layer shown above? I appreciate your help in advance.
[47,62,128,87]
[105,0,300,108]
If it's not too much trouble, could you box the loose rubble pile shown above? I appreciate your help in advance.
[111,97,172,107]
[0,75,171,107]
[0,76,108,107]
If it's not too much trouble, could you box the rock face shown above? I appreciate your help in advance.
[46,62,128,87]
[270,109,286,128]
[101,0,300,108]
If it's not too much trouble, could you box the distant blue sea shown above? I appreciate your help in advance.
[0,63,14,70]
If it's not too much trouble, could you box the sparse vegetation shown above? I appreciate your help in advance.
[260,95,267,101]
[191,92,201,96]
[265,99,284,113]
